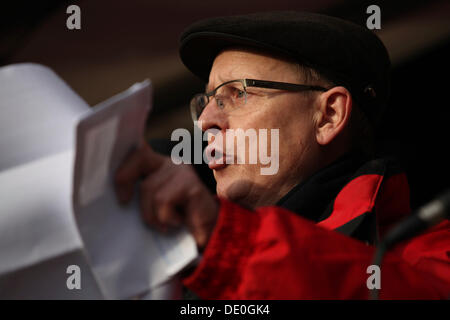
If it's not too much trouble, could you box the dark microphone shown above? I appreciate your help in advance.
[370,189,450,300]
[381,189,450,249]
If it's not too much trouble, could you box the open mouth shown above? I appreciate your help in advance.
[205,145,230,170]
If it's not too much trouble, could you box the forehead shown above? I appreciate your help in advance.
[207,48,299,90]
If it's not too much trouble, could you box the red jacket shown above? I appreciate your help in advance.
[183,155,450,299]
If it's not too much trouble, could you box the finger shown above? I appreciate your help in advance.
[138,159,176,196]
[185,189,219,248]
[115,148,147,204]
[157,203,183,229]
[139,188,158,228]
[115,143,163,204]
[139,171,176,231]
[152,180,185,231]
[158,174,217,247]
[186,209,211,248]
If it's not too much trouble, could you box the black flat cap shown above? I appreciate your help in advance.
[179,11,391,127]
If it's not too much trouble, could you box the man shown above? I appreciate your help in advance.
[115,12,449,299]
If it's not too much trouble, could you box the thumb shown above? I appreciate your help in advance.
[186,195,219,249]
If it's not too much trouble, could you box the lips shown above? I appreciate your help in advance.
[205,144,230,170]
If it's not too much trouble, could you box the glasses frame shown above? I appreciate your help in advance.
[190,78,330,121]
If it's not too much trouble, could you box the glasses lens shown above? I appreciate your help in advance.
[215,81,246,112]
[190,80,247,122]
[190,94,208,121]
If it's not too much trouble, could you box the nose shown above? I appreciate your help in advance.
[196,98,229,132]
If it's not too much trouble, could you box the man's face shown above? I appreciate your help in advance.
[198,49,322,208]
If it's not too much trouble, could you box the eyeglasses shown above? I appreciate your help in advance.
[190,78,329,122]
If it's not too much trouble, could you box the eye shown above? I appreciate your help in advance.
[216,98,225,108]
[229,86,245,99]
[237,89,246,98]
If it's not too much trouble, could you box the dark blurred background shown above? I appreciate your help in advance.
[1,0,449,210]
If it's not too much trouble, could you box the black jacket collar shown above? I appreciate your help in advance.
[277,152,368,222]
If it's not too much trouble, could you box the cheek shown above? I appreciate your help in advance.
[277,120,315,169]
[214,98,315,191]
[214,164,259,200]
[268,112,316,178]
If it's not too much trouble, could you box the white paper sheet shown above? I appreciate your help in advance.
[0,64,198,299]
[0,150,80,275]
[73,80,198,299]
[0,63,90,172]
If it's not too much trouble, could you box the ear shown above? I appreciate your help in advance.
[314,86,352,146]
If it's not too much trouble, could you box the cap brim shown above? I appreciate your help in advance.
[179,31,297,82]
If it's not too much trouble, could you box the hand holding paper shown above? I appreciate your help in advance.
[115,140,219,249]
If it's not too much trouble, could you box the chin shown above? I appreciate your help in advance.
[214,169,258,208]
[214,175,234,199]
